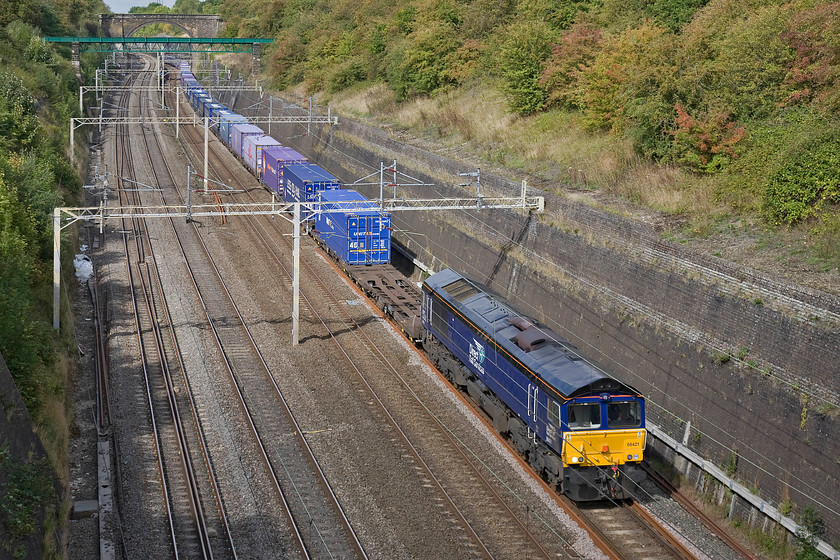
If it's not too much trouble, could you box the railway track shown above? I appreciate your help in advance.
[570,499,696,560]
[139,61,368,559]
[111,57,233,559]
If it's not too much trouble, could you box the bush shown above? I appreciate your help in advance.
[795,506,826,560]
[494,19,557,115]
[0,444,56,556]
[707,5,794,120]
[764,137,840,225]
[540,23,603,110]
[385,23,460,99]
[516,0,595,31]
[577,21,677,139]
[782,1,840,111]
[442,39,485,85]
[646,0,709,32]
[669,104,746,172]
[327,56,370,93]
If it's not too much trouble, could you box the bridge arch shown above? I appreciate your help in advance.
[99,14,224,39]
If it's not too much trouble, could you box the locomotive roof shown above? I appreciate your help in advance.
[425,268,640,400]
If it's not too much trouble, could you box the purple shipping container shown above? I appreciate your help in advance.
[231,124,264,159]
[243,135,281,175]
[313,190,391,265]
[262,146,307,194]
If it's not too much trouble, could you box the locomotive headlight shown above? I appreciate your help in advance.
[633,454,639,460]
[627,454,632,460]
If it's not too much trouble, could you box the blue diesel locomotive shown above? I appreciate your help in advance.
[422,268,647,500]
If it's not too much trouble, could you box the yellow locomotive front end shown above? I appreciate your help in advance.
[562,429,646,467]
[561,398,647,501]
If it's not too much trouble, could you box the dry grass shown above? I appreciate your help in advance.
[329,83,729,225]
[329,83,396,118]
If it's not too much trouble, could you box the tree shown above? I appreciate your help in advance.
[540,22,603,110]
[495,19,557,115]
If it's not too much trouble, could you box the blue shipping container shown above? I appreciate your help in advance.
[189,87,207,106]
[204,102,226,121]
[219,113,248,148]
[282,163,340,205]
[192,92,210,112]
[198,96,217,119]
[314,190,391,265]
[212,109,233,133]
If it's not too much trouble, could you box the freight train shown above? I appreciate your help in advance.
[173,60,647,501]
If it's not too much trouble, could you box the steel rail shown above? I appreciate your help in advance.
[114,72,181,556]
[165,196,311,559]
[627,501,698,559]
[88,271,112,432]
[160,77,363,559]
[134,73,223,559]
[138,64,245,559]
[115,58,217,559]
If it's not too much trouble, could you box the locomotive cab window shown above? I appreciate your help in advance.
[567,402,601,429]
[607,401,641,428]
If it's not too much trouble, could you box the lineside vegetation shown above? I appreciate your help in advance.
[209,0,840,269]
[0,1,105,555]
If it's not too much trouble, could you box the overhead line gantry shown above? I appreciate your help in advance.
[54,193,545,344]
